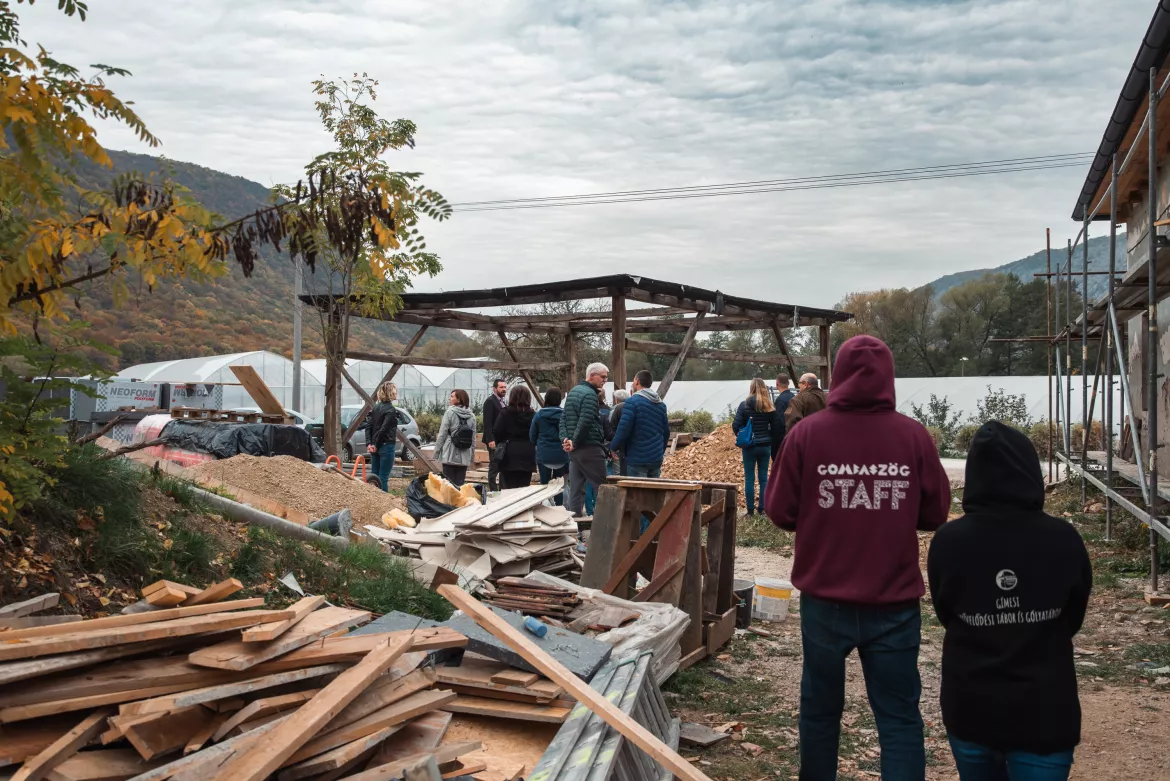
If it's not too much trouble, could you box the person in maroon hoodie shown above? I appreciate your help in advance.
[764,335,951,781]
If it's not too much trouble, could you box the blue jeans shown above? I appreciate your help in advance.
[584,459,617,515]
[374,443,396,492]
[538,463,568,506]
[948,737,1073,781]
[799,594,925,781]
[627,462,662,479]
[741,444,770,513]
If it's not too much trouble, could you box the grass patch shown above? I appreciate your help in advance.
[737,513,793,552]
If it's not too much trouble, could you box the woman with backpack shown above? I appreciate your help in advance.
[732,377,783,515]
[364,381,400,492]
[493,385,537,490]
[433,389,477,486]
[530,387,568,505]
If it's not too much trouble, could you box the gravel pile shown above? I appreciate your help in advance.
[190,454,405,526]
[662,424,747,509]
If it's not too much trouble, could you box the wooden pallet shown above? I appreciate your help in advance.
[170,408,289,425]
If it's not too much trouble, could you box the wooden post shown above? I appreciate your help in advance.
[770,318,799,382]
[819,324,833,388]
[565,332,578,390]
[342,326,429,445]
[611,295,627,389]
[496,329,542,407]
[339,366,441,474]
[656,311,705,399]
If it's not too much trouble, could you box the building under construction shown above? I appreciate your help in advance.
[1058,1,1170,593]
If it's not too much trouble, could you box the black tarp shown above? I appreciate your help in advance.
[161,420,326,462]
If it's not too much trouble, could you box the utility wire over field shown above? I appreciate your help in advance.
[451,152,1095,212]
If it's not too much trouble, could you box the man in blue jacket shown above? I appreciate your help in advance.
[608,370,670,479]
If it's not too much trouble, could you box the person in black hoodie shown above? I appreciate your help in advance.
[493,385,537,490]
[928,421,1091,781]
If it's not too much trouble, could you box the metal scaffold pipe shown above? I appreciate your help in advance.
[1149,66,1161,594]
[1106,154,1117,541]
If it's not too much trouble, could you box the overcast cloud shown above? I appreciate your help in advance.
[16,0,1155,309]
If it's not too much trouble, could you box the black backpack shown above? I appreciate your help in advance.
[453,417,475,450]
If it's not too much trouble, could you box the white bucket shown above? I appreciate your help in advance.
[753,577,793,622]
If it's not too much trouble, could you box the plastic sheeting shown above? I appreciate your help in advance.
[160,420,325,462]
[526,571,690,685]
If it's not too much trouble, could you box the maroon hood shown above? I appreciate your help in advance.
[827,335,896,412]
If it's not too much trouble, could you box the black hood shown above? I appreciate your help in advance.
[962,421,1045,514]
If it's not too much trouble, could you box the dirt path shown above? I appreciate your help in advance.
[674,539,1170,780]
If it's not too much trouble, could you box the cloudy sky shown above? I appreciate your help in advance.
[16,0,1156,309]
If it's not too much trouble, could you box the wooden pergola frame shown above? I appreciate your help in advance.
[304,274,852,451]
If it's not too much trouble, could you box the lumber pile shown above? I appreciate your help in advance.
[479,578,581,620]
[362,482,582,586]
[0,590,496,781]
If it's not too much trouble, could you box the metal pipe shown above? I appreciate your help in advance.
[1109,301,1151,504]
[1053,225,1062,484]
[292,259,303,412]
[1056,347,1070,454]
[1148,66,1160,593]
[1082,219,1089,506]
[1107,154,1117,540]
[1066,241,1073,460]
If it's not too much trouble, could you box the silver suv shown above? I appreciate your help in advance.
[308,405,421,463]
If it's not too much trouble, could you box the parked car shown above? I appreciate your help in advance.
[230,407,311,427]
[306,404,421,463]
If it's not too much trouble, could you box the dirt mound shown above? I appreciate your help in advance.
[190,455,404,526]
[662,425,746,508]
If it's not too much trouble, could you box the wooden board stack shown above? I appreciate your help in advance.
[479,579,582,620]
[0,585,495,781]
[362,483,583,585]
[434,656,576,725]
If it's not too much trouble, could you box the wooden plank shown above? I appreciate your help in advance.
[184,712,232,756]
[241,596,324,642]
[0,617,81,631]
[141,581,200,598]
[0,718,81,769]
[1,683,214,724]
[45,748,162,781]
[314,745,381,781]
[439,695,570,724]
[702,489,728,615]
[632,560,684,604]
[654,309,705,399]
[489,670,539,688]
[278,727,399,781]
[440,760,487,779]
[0,638,195,688]
[0,610,293,663]
[346,351,568,373]
[324,668,437,735]
[284,688,454,766]
[229,364,287,418]
[433,658,560,700]
[213,691,320,741]
[579,486,629,590]
[601,490,690,595]
[124,706,213,761]
[676,492,704,654]
[346,742,481,781]
[714,486,738,614]
[699,496,726,527]
[0,594,60,619]
[679,722,731,749]
[144,588,187,608]
[705,606,736,654]
[118,664,348,717]
[627,337,798,366]
[124,715,289,781]
[188,607,370,671]
[437,584,714,781]
[10,707,112,781]
[0,598,266,642]
[678,645,707,671]
[254,628,466,673]
[404,756,442,781]
[371,711,450,766]
[182,579,243,608]
[207,636,413,781]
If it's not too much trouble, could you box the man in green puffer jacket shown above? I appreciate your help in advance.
[560,362,610,517]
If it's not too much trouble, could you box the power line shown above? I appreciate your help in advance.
[451,153,1094,213]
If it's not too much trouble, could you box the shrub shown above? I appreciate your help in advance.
[924,426,946,454]
[972,386,1032,428]
[682,410,717,435]
[1028,420,1055,457]
[414,412,442,443]
[953,424,980,454]
[1071,420,1104,451]
[909,395,961,450]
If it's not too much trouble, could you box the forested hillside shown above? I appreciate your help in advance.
[70,150,468,370]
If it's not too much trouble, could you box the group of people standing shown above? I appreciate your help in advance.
[763,335,1091,781]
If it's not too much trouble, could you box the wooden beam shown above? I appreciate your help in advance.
[436,585,715,781]
[497,330,543,407]
[242,596,325,643]
[564,333,577,390]
[228,365,287,419]
[0,598,266,641]
[208,636,412,781]
[0,595,59,619]
[387,312,568,335]
[769,319,799,381]
[346,352,568,372]
[188,607,370,672]
[819,324,833,387]
[339,366,441,474]
[10,708,111,781]
[182,579,243,607]
[611,295,627,388]
[655,311,704,399]
[626,338,827,367]
[602,489,696,594]
[343,326,429,445]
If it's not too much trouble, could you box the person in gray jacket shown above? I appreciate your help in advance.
[434,389,477,486]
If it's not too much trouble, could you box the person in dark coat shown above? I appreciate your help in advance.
[493,385,537,490]
[530,387,568,505]
[732,377,783,515]
[771,373,796,461]
[482,378,508,491]
[363,381,399,492]
[929,422,1091,780]
[609,389,630,476]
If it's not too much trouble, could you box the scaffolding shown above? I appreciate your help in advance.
[1056,19,1170,593]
